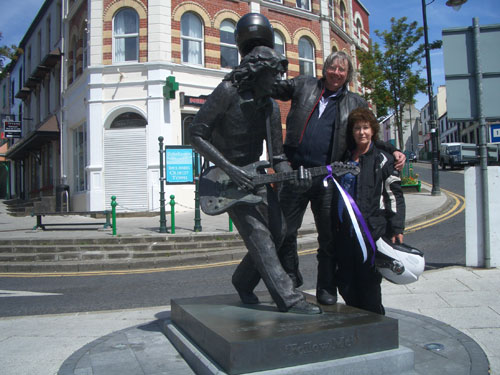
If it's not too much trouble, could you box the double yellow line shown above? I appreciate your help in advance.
[405,182,465,233]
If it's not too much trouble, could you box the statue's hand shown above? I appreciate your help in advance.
[286,165,312,193]
[225,165,254,191]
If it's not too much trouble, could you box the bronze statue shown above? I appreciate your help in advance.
[189,42,322,315]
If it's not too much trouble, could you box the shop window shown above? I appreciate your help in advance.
[181,113,195,145]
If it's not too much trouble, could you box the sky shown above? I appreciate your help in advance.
[1,0,499,110]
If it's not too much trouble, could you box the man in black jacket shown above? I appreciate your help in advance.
[273,51,405,305]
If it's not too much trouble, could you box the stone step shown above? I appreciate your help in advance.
[0,249,247,273]
[0,244,247,263]
[0,233,242,247]
[0,239,245,255]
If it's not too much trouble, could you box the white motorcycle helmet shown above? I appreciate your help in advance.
[375,237,425,284]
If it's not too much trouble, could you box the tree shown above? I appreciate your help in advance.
[358,17,427,150]
[0,32,21,78]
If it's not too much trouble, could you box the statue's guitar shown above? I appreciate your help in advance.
[199,160,360,215]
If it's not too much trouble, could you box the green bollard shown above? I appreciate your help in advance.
[170,195,176,234]
[111,196,117,236]
[158,137,168,233]
[229,216,233,232]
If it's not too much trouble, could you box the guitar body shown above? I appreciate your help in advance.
[199,160,359,216]
[199,161,269,216]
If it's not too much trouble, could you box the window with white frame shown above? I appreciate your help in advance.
[329,0,334,19]
[298,37,315,76]
[220,20,238,69]
[296,0,311,11]
[355,18,362,40]
[73,123,88,192]
[274,31,286,78]
[340,2,346,31]
[268,0,282,3]
[274,31,285,56]
[181,12,203,65]
[113,8,139,62]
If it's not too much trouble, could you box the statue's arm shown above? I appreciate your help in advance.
[271,78,296,102]
[189,83,253,190]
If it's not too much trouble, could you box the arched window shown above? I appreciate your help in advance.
[113,8,139,62]
[274,31,286,78]
[298,37,315,76]
[220,20,238,69]
[110,112,147,129]
[181,12,203,65]
[274,31,285,56]
[340,2,346,31]
[356,19,362,40]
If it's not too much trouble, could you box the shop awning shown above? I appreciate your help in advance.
[5,115,59,160]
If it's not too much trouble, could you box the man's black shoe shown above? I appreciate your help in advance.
[316,289,338,305]
[236,290,260,304]
[287,300,322,315]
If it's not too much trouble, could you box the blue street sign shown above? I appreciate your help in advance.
[491,123,500,143]
[165,147,194,184]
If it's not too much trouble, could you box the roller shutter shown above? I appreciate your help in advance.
[104,128,148,211]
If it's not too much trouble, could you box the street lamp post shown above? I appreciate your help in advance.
[421,0,467,196]
[421,0,440,195]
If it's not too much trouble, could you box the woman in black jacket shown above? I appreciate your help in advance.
[333,108,406,315]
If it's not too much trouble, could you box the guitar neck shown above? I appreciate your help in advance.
[252,165,329,186]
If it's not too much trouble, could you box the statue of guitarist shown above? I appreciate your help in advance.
[189,14,321,315]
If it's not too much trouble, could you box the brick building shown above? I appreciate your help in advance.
[2,0,370,212]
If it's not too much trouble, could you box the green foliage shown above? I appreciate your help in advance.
[358,17,427,148]
[0,32,22,79]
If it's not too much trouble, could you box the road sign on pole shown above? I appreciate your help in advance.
[491,123,500,143]
[443,23,500,121]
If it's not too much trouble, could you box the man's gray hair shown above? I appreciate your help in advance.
[322,51,354,84]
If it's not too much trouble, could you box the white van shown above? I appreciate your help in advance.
[439,143,479,169]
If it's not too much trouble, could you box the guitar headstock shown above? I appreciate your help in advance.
[330,161,361,176]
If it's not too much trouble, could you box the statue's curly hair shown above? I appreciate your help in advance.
[224,45,288,91]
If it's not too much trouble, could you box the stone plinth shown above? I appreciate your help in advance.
[168,292,400,374]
